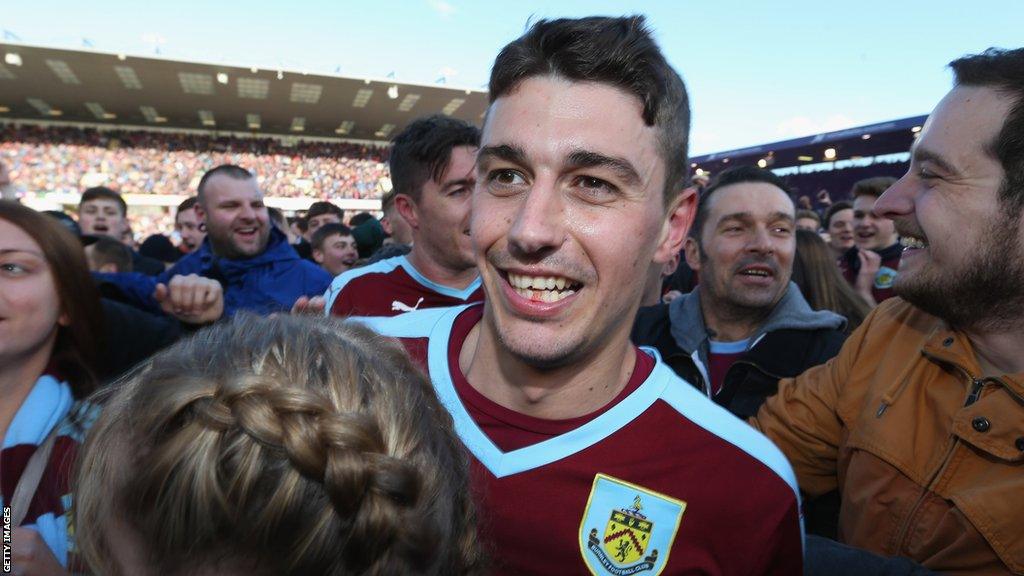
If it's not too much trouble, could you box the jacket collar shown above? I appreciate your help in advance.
[194,228,298,273]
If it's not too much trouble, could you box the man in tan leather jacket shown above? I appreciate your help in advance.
[753,47,1024,575]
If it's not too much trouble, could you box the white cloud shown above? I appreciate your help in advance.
[427,0,456,17]
[438,66,459,78]
[775,114,859,138]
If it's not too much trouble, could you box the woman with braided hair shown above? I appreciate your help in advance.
[74,314,484,575]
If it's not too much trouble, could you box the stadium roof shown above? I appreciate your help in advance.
[691,114,928,175]
[0,42,489,141]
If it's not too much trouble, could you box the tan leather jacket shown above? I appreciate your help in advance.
[753,298,1024,575]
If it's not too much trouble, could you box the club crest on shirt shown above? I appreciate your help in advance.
[579,474,686,576]
[874,266,898,289]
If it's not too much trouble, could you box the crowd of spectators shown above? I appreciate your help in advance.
[0,124,390,199]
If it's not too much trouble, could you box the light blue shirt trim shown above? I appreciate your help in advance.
[709,338,751,355]
[359,304,802,511]
[322,255,404,314]
[23,512,68,567]
[4,375,73,449]
[397,255,482,300]
[346,305,465,338]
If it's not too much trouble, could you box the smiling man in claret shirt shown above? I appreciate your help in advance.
[355,15,802,576]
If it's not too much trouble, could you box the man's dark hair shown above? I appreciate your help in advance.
[389,115,480,203]
[348,211,375,227]
[89,235,134,272]
[307,201,343,220]
[823,201,853,228]
[851,176,896,200]
[950,47,1024,211]
[796,209,821,226]
[176,196,198,216]
[310,222,353,251]
[80,186,127,217]
[489,15,689,205]
[381,189,399,212]
[690,166,793,241]
[196,164,253,203]
[267,206,286,230]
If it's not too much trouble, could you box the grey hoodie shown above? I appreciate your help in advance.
[668,282,846,384]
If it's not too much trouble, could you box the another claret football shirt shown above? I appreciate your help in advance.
[357,304,803,575]
[324,254,483,318]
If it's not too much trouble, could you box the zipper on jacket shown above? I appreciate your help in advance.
[964,378,985,406]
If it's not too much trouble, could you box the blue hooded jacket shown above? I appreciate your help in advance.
[96,228,331,317]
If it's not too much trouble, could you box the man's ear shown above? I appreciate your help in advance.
[683,237,703,273]
[653,187,697,265]
[312,248,325,265]
[193,202,207,225]
[394,194,419,231]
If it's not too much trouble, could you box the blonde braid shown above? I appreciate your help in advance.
[75,315,484,575]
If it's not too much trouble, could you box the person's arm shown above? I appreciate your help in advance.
[749,311,874,497]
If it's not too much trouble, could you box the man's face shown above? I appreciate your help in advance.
[174,207,205,252]
[687,183,795,315]
[313,233,359,276]
[406,145,477,271]
[307,212,341,238]
[827,208,855,252]
[876,85,1022,330]
[79,199,127,240]
[853,194,897,250]
[796,217,819,232]
[473,76,693,367]
[195,176,270,259]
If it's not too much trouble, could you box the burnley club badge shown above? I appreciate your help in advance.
[579,474,686,575]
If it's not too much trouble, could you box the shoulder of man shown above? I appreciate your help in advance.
[653,361,801,500]
[324,255,406,312]
[349,304,463,339]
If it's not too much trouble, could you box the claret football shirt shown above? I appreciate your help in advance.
[324,254,483,318]
[357,304,803,575]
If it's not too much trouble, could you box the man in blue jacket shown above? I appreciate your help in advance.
[97,164,331,317]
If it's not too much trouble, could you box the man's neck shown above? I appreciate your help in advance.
[460,316,637,420]
[407,246,478,291]
[699,290,771,342]
[965,327,1024,376]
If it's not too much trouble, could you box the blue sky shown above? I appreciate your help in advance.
[2,1,1021,154]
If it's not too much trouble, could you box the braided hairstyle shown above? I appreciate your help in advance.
[74,315,483,575]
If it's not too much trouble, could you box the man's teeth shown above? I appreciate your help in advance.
[741,269,770,277]
[900,236,927,249]
[507,272,579,302]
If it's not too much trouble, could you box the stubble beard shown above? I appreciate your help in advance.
[896,212,1024,332]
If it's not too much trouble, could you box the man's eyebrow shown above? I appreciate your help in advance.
[911,144,962,177]
[477,144,528,168]
[769,211,795,222]
[565,150,641,186]
[717,212,752,225]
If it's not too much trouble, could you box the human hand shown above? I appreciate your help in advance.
[291,295,326,316]
[855,249,881,305]
[11,527,68,576]
[154,274,224,324]
[817,189,832,205]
